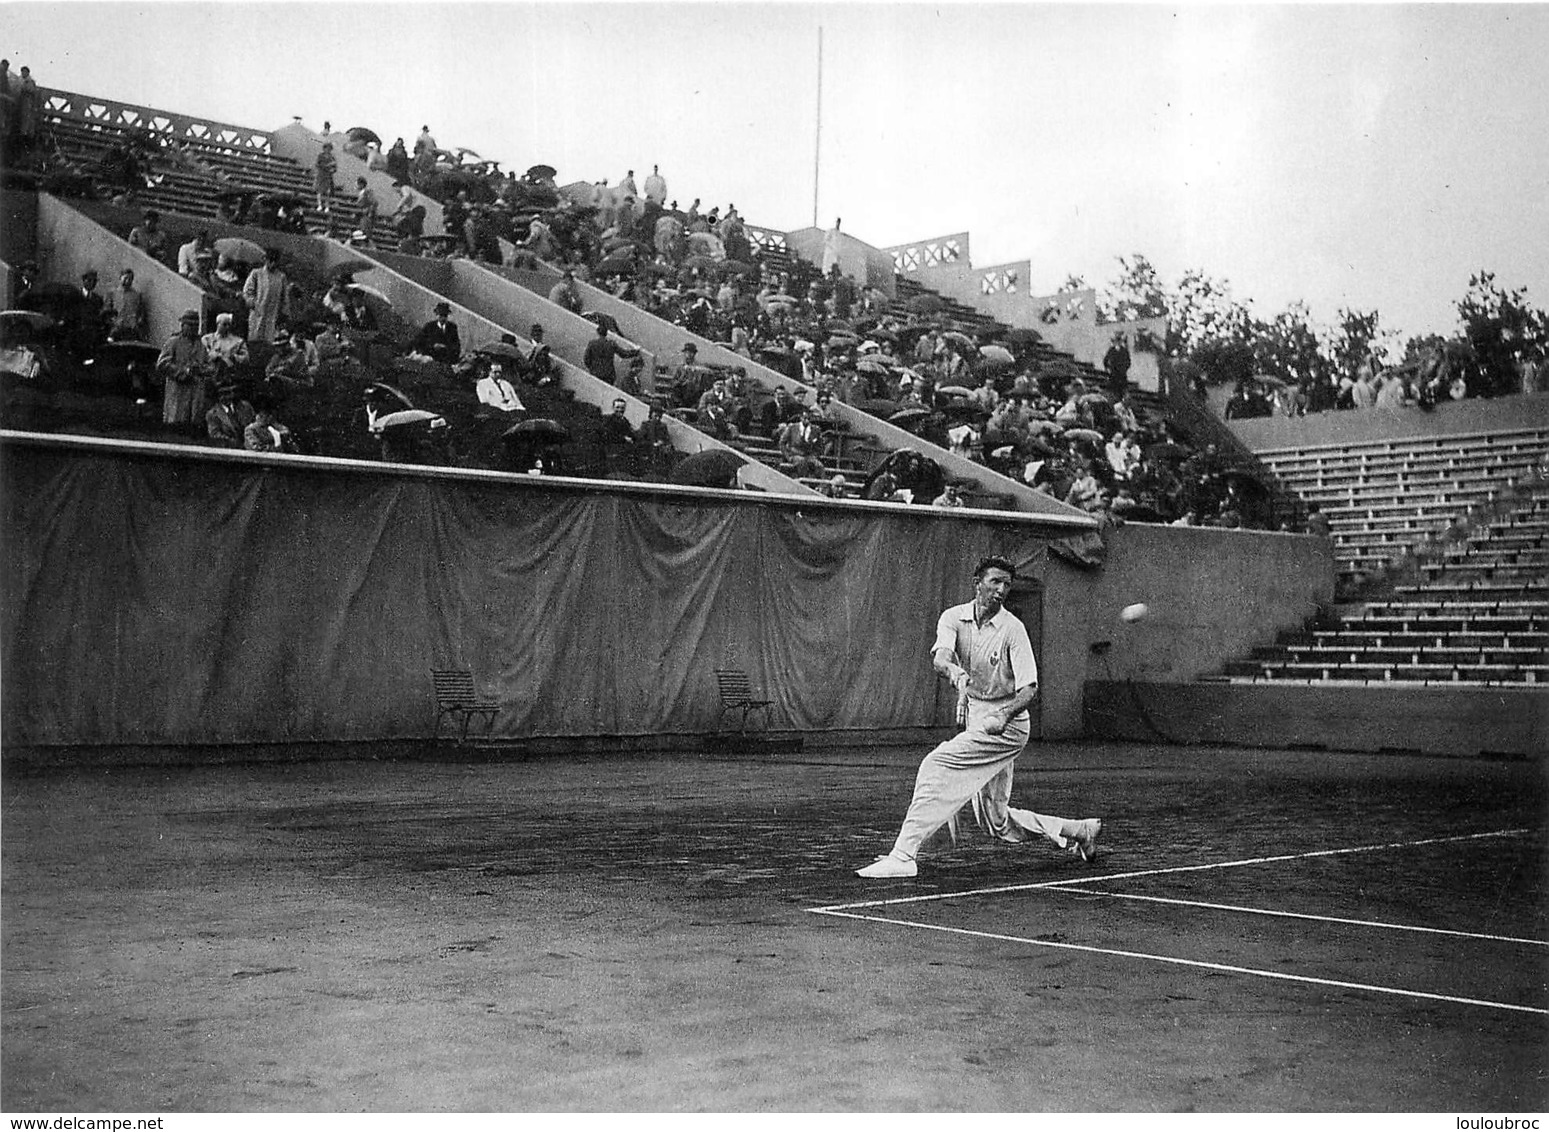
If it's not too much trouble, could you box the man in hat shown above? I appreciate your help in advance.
[1103,332,1132,401]
[525,323,555,386]
[670,342,707,407]
[353,177,379,245]
[205,379,256,447]
[583,322,639,388]
[638,400,673,476]
[413,301,462,365]
[157,310,212,428]
[69,270,107,356]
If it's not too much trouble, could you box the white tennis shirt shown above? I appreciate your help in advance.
[932,602,1038,702]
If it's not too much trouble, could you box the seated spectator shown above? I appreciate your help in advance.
[1064,461,1106,512]
[321,279,352,322]
[412,302,462,365]
[176,231,215,280]
[266,329,320,389]
[243,401,299,454]
[932,483,965,508]
[127,209,169,265]
[820,474,849,499]
[343,290,378,334]
[777,409,825,478]
[524,323,556,386]
[1105,431,1141,480]
[475,360,524,413]
[156,310,212,428]
[548,270,583,314]
[970,374,1000,413]
[637,400,674,475]
[201,312,250,374]
[108,268,147,341]
[205,381,256,447]
[1375,371,1415,410]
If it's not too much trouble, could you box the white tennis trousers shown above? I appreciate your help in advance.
[891,696,1074,860]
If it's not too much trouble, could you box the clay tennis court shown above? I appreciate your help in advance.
[2,739,1544,1112]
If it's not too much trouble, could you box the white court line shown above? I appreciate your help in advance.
[813,909,1549,1017]
[1040,887,1549,948]
[811,828,1533,913]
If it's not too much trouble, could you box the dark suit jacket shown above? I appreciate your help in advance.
[414,319,461,363]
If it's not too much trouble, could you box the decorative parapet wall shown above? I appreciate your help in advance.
[784,227,896,298]
[41,88,275,154]
[1028,287,1166,390]
[883,232,970,276]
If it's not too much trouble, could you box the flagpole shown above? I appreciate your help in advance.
[812,25,823,229]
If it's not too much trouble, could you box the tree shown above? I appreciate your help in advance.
[1253,302,1332,389]
[1326,308,1386,380]
[1456,272,1549,397]
[1170,268,1253,359]
[1099,253,1169,324]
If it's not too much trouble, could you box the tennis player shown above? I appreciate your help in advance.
[857,555,1102,878]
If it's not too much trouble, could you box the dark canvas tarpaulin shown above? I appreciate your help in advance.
[2,444,1052,745]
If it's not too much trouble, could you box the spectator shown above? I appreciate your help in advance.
[548,269,583,314]
[778,408,825,478]
[108,268,147,341]
[353,178,379,245]
[1304,501,1331,539]
[243,401,298,453]
[1103,333,1131,400]
[205,380,256,446]
[820,474,850,499]
[314,142,337,211]
[970,374,1000,414]
[265,328,320,389]
[643,164,667,205]
[176,231,215,279]
[12,65,39,150]
[475,359,524,413]
[414,124,437,165]
[412,301,462,365]
[583,322,639,387]
[70,270,107,355]
[385,137,411,183]
[127,210,169,265]
[242,248,290,348]
[1105,431,1140,480]
[201,311,250,374]
[932,483,965,508]
[156,310,212,428]
[343,290,378,334]
[525,323,556,386]
[1351,363,1378,409]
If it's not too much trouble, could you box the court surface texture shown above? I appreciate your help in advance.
[2,740,1544,1112]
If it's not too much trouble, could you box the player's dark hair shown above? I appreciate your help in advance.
[973,555,1017,580]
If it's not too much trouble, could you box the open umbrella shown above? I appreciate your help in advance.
[346,127,382,145]
[670,448,747,488]
[827,334,858,348]
[681,254,720,274]
[856,357,894,376]
[504,418,569,445]
[1078,391,1111,406]
[373,408,443,432]
[526,164,558,181]
[1064,428,1105,445]
[889,407,931,427]
[476,341,525,361]
[214,236,265,263]
[720,259,755,276]
[1025,418,1063,435]
[347,283,391,304]
[685,232,725,256]
[757,344,792,359]
[329,259,375,281]
[941,331,977,352]
[597,248,636,274]
[363,382,415,411]
[980,345,1015,367]
[937,384,974,398]
[0,310,57,335]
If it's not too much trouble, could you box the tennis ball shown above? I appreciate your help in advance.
[1120,602,1149,622]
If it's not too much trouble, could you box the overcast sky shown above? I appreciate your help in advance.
[7,2,1547,340]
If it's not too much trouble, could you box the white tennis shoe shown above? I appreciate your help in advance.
[856,852,917,878]
[1065,818,1103,862]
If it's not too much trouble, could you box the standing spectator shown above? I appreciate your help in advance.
[70,270,107,355]
[638,401,673,476]
[156,310,212,428]
[353,178,379,245]
[643,164,667,205]
[127,210,169,265]
[201,311,250,374]
[204,381,255,446]
[108,268,147,341]
[265,328,320,390]
[525,323,556,386]
[1351,363,1378,409]
[412,301,462,365]
[12,64,39,150]
[385,137,411,183]
[242,248,290,348]
[0,59,11,139]
[583,322,639,387]
[1304,501,1331,539]
[313,143,337,212]
[1102,333,1131,400]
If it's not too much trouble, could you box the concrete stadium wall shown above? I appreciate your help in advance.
[1227,392,1549,451]
[1084,681,1547,757]
[784,227,897,294]
[268,123,445,237]
[34,195,210,340]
